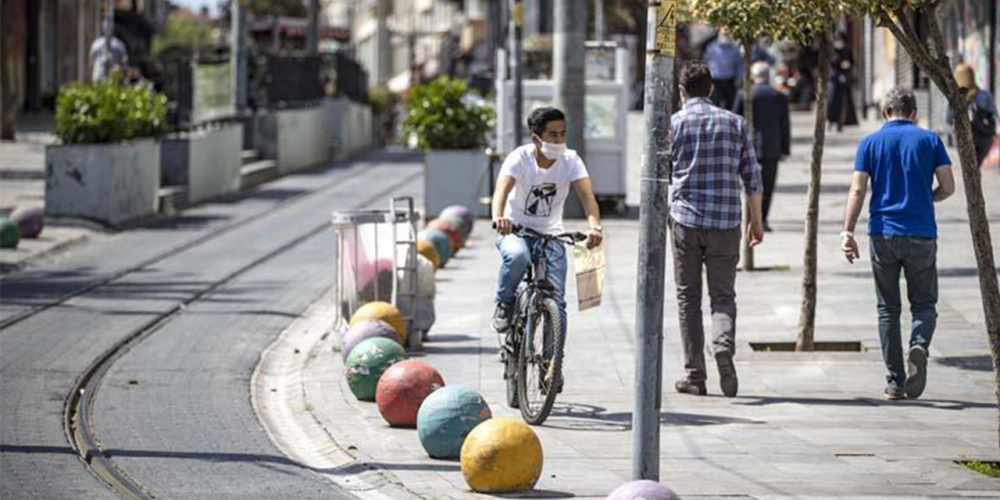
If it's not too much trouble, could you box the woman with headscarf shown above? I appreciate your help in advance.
[949,64,998,167]
[827,32,859,131]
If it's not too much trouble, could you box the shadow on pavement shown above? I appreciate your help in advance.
[734,395,994,410]
[543,402,762,432]
[935,355,995,372]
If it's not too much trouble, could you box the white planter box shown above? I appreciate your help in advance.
[256,106,330,173]
[323,98,374,159]
[161,123,244,204]
[45,139,160,226]
[424,150,490,219]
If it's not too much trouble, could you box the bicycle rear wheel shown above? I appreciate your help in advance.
[517,297,564,425]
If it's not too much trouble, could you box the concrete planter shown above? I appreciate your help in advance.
[424,150,490,219]
[45,139,160,226]
[323,98,374,159]
[161,123,244,204]
[256,106,329,173]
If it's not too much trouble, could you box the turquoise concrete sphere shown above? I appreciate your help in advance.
[419,228,452,267]
[416,386,491,459]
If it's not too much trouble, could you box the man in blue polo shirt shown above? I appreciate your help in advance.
[841,86,955,400]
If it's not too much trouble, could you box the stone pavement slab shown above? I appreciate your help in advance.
[259,111,1000,499]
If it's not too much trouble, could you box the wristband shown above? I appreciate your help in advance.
[840,231,855,239]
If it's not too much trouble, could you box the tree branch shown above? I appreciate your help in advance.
[879,11,954,105]
[924,2,952,72]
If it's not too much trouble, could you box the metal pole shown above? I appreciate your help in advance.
[509,0,523,146]
[307,0,320,55]
[632,0,676,481]
[231,0,247,111]
[554,0,586,156]
[595,0,605,43]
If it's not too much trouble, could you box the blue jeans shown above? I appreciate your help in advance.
[870,235,938,386]
[495,234,568,328]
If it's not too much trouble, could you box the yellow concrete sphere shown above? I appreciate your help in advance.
[350,301,407,345]
[460,418,543,493]
[416,238,441,271]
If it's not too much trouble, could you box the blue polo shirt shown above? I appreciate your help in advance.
[854,120,951,238]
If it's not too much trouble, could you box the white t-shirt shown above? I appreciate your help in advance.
[500,144,589,235]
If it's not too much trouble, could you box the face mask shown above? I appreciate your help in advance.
[539,141,567,160]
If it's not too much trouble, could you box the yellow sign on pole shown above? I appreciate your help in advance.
[512,3,524,26]
[655,0,677,57]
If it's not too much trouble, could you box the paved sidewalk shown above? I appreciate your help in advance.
[0,115,97,273]
[261,111,1000,499]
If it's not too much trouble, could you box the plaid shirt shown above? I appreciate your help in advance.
[670,97,763,230]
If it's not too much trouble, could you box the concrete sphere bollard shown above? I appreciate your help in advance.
[350,301,407,346]
[345,337,406,401]
[9,206,44,239]
[376,360,445,427]
[606,480,682,500]
[428,218,464,253]
[416,239,441,270]
[419,229,451,267]
[460,418,543,493]
[0,218,20,249]
[440,212,471,240]
[398,254,436,301]
[416,386,491,459]
[341,319,401,361]
[440,205,474,237]
[397,297,436,339]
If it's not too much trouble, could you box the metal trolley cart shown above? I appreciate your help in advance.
[331,196,423,350]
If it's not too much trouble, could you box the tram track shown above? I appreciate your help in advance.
[53,166,421,499]
[0,157,394,331]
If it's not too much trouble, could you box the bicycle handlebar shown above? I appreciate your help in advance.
[492,222,588,245]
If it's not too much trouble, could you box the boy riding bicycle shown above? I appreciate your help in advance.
[491,107,603,338]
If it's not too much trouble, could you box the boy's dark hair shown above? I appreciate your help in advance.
[527,107,566,136]
[679,62,714,98]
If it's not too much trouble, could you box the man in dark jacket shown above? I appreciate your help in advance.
[734,62,791,232]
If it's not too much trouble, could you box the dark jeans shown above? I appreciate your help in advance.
[670,219,741,383]
[760,158,779,224]
[711,78,737,111]
[870,235,938,386]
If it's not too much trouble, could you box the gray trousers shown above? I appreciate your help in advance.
[669,219,741,383]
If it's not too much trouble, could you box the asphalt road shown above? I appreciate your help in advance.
[1,151,423,499]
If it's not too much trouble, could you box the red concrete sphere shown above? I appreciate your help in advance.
[376,360,445,427]
[427,219,464,253]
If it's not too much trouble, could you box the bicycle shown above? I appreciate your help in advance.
[495,223,587,425]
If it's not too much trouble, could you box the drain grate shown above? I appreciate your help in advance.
[749,341,865,352]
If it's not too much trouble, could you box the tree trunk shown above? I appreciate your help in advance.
[0,3,16,141]
[951,93,1000,449]
[795,31,831,352]
[740,42,755,271]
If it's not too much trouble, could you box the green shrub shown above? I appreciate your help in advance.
[55,76,167,145]
[403,77,493,150]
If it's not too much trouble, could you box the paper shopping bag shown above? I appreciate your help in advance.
[573,241,605,311]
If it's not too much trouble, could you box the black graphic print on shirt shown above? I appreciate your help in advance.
[524,183,558,217]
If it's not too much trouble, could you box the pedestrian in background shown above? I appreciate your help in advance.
[669,62,764,398]
[841,86,955,401]
[734,62,791,232]
[703,27,744,111]
[828,32,859,132]
[948,63,997,167]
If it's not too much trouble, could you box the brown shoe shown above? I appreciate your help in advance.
[674,379,707,396]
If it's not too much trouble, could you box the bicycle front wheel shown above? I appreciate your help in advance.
[517,297,564,425]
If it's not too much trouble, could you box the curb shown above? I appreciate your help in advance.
[252,285,425,500]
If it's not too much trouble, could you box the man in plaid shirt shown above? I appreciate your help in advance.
[670,62,764,398]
